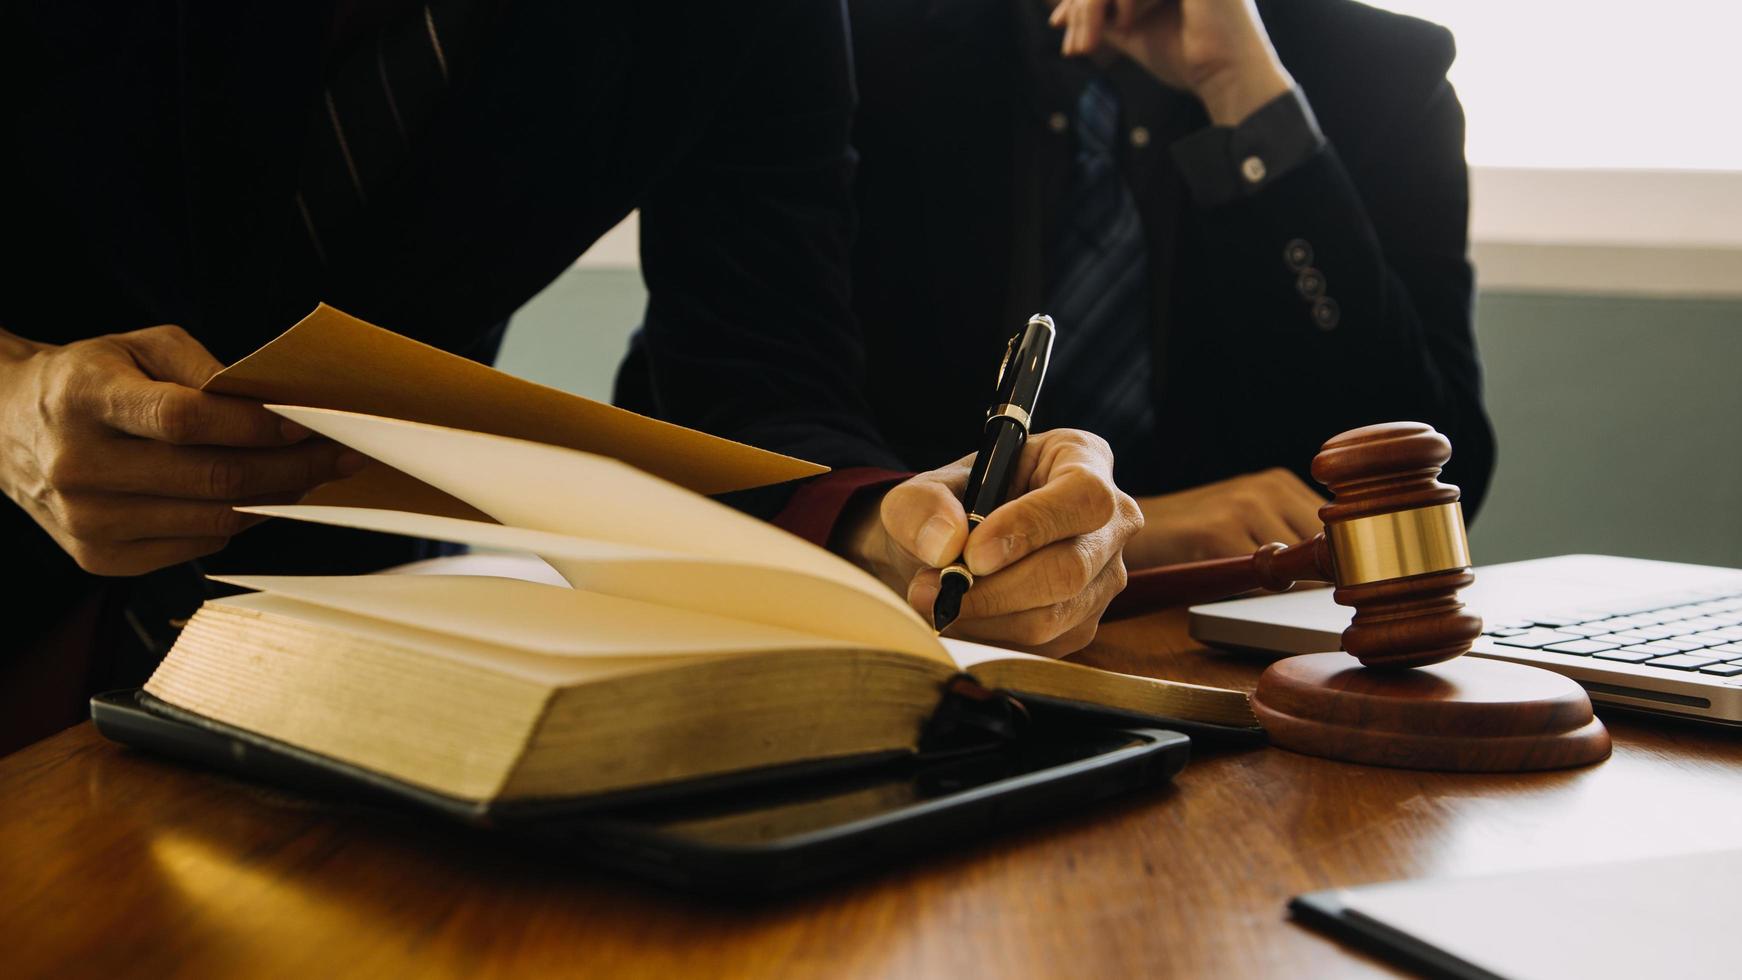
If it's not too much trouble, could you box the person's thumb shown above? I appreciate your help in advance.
[880,466,971,569]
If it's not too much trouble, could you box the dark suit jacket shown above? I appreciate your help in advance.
[626,0,1495,519]
[0,0,877,715]
[848,0,1493,510]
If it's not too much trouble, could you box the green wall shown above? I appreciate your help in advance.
[499,268,1742,570]
[1468,292,1742,567]
[494,268,647,404]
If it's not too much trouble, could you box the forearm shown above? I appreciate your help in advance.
[1170,85,1492,510]
[1188,21,1293,128]
[0,327,43,363]
[1197,151,1485,499]
[1188,141,1442,376]
[1088,2,1470,424]
[1062,0,1494,509]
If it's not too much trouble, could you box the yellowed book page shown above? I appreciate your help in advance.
[944,635,1238,696]
[941,638,1079,672]
[940,638,1257,727]
[203,303,824,502]
[264,404,923,626]
[214,574,866,659]
[239,504,950,665]
[199,593,674,687]
[148,595,550,802]
[386,551,568,585]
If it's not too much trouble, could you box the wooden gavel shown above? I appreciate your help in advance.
[1106,421,1484,669]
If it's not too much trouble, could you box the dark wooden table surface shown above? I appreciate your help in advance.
[6,608,1742,979]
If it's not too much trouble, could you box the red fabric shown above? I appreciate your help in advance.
[773,467,912,549]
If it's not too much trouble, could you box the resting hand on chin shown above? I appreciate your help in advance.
[1048,0,1294,126]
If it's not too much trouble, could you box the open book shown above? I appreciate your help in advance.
[145,313,1255,806]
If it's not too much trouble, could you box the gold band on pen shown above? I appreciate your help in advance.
[940,564,974,588]
[1328,502,1471,587]
[986,404,1030,430]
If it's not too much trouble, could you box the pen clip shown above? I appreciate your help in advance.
[992,333,1019,395]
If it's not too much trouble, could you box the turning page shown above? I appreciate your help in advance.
[240,502,948,664]
[204,304,826,505]
[265,405,916,607]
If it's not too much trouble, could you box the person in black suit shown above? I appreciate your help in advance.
[619,0,1492,649]
[830,0,1494,571]
[1,1,1142,750]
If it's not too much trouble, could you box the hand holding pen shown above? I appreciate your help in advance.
[932,314,1060,633]
[840,315,1145,658]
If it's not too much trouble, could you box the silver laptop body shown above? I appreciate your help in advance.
[1189,554,1742,726]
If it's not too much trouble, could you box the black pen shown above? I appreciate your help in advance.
[933,313,1057,633]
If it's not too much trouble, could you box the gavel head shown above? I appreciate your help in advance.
[1310,422,1484,669]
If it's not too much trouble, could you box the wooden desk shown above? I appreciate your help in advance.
[5,610,1742,979]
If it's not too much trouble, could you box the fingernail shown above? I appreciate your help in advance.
[915,515,957,567]
[966,534,1017,576]
[280,421,311,442]
[336,451,369,476]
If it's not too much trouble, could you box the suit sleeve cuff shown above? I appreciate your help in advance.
[772,467,913,549]
[1171,86,1327,208]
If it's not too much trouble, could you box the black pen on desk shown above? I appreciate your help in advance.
[932,313,1057,634]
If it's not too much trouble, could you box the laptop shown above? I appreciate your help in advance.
[1190,554,1742,727]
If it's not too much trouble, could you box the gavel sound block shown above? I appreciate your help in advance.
[1109,422,1611,772]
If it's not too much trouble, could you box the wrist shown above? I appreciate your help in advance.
[0,328,44,365]
[1192,54,1292,127]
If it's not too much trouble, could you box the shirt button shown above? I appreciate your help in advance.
[1312,297,1341,331]
[1241,155,1267,184]
[1048,112,1069,134]
[1296,268,1326,299]
[1284,238,1313,270]
[1130,125,1151,148]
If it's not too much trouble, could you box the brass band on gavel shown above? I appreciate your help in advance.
[1326,502,1471,587]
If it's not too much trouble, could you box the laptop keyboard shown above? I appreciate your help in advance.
[1483,587,1742,677]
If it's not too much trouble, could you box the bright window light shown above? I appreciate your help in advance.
[1369,2,1742,171]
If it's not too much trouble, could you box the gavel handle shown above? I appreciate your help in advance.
[1104,533,1335,621]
